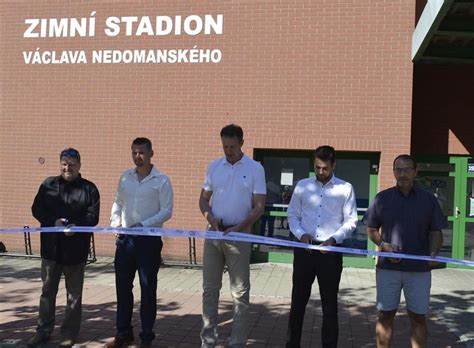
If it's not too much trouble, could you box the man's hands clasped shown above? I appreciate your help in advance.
[379,241,401,263]
[55,218,75,237]
[300,234,336,254]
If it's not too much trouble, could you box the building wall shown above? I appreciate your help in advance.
[412,0,474,157]
[412,64,474,156]
[1,1,414,261]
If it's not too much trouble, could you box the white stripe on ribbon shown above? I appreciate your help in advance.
[1,226,473,267]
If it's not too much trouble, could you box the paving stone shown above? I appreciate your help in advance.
[1,257,473,347]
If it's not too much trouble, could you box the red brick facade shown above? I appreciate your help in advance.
[1,1,415,260]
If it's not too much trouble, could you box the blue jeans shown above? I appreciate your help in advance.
[114,235,162,342]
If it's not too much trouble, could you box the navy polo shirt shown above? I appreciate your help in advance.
[364,185,447,272]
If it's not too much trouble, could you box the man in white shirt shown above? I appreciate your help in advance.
[106,138,173,348]
[199,124,266,348]
[286,145,357,348]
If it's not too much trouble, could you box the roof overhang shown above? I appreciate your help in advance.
[412,0,474,63]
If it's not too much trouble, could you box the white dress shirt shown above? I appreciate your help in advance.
[110,165,173,228]
[287,175,357,244]
[203,154,266,226]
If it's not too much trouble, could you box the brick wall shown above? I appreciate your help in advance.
[1,0,414,260]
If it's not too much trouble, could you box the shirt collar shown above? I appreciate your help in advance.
[222,154,248,166]
[130,165,160,181]
[395,183,418,196]
[315,174,336,187]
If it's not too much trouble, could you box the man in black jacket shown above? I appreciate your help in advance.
[28,148,100,348]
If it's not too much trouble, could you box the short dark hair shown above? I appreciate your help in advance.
[314,145,336,164]
[393,154,417,170]
[132,137,152,151]
[220,124,244,142]
[60,148,81,162]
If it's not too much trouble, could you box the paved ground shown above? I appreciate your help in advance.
[1,256,473,347]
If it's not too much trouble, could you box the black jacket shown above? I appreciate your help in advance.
[32,175,100,265]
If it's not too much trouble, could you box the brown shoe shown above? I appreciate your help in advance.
[58,338,75,347]
[104,336,134,348]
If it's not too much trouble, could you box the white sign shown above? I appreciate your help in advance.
[280,169,293,186]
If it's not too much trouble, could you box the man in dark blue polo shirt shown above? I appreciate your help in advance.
[365,154,446,348]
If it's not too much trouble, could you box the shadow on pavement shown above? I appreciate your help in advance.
[1,260,471,348]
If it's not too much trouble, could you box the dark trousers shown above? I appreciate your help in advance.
[286,248,343,348]
[260,215,276,238]
[114,235,162,342]
[37,259,85,340]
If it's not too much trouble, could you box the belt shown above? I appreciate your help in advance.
[207,224,234,231]
[117,234,161,239]
[309,239,342,246]
[310,240,323,245]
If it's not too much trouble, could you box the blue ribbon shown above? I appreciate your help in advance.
[1,226,473,267]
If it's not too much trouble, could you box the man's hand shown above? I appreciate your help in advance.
[380,242,401,263]
[55,218,75,236]
[300,234,311,244]
[429,230,443,268]
[55,218,68,227]
[223,224,241,235]
[112,224,122,239]
[428,250,440,268]
[319,237,336,254]
[64,224,75,237]
[206,215,221,232]
[300,234,312,253]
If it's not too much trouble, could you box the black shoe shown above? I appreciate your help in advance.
[140,341,152,348]
[26,334,49,347]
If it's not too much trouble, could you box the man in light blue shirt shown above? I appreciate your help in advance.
[106,137,173,348]
[286,145,357,348]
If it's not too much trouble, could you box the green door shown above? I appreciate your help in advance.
[415,156,474,269]
[451,157,474,269]
[252,149,380,268]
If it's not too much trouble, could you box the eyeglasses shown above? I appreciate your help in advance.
[394,167,414,174]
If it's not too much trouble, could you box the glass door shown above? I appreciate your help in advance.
[336,152,379,268]
[252,149,380,268]
[415,156,456,262]
[253,150,312,263]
